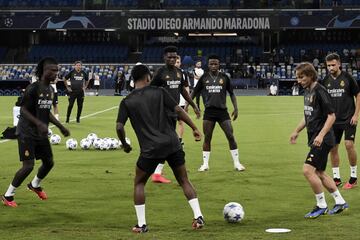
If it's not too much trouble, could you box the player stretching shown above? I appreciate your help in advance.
[290,62,348,218]
[2,57,70,207]
[116,64,204,233]
[322,53,360,189]
[190,55,244,172]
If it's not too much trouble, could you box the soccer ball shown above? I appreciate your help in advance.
[108,138,119,149]
[47,128,53,138]
[103,137,111,145]
[93,138,103,150]
[80,138,91,150]
[223,202,245,223]
[66,138,78,150]
[114,138,121,149]
[87,133,98,144]
[99,139,110,150]
[49,134,61,145]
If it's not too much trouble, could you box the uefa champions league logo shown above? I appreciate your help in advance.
[4,18,13,28]
[327,15,360,28]
[40,16,96,29]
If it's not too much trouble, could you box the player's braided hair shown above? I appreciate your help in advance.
[35,57,58,79]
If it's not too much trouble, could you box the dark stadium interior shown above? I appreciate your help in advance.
[0,0,360,95]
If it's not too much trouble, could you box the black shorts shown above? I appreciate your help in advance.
[18,136,53,161]
[333,123,356,144]
[53,92,58,105]
[137,150,185,174]
[203,107,230,123]
[305,144,332,171]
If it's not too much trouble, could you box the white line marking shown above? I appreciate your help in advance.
[0,106,118,144]
[67,106,118,122]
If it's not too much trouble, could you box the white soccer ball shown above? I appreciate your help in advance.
[223,202,245,223]
[99,139,110,150]
[49,134,61,145]
[47,128,53,138]
[87,133,98,144]
[66,138,78,150]
[80,138,91,150]
[109,138,119,149]
[93,138,103,150]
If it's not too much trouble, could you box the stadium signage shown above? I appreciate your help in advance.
[2,10,360,30]
[127,17,271,31]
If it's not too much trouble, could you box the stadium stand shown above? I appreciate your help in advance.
[1,59,359,96]
[141,37,261,63]
[27,44,129,63]
[0,47,7,62]
[1,0,359,9]
[0,63,130,95]
[1,1,360,97]
[0,0,82,8]
[108,0,138,7]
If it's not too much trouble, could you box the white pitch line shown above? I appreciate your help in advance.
[0,106,119,144]
[67,105,119,122]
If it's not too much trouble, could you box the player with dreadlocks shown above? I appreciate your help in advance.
[2,57,70,207]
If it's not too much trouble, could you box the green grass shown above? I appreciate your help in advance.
[0,96,359,240]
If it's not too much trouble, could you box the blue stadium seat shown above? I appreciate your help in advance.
[27,44,129,63]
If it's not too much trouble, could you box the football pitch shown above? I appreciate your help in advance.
[0,96,359,240]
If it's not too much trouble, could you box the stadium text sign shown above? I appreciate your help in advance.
[127,17,271,31]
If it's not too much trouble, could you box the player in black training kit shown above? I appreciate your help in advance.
[150,46,200,183]
[290,62,348,219]
[189,55,244,172]
[2,57,70,208]
[322,53,360,189]
[116,64,204,233]
[64,61,89,123]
